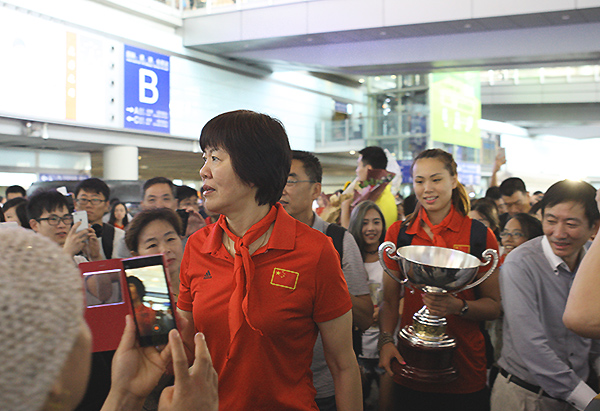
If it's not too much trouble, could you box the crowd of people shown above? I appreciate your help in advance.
[2,109,600,411]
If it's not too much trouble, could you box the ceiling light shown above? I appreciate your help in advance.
[358,78,365,83]
[349,150,356,155]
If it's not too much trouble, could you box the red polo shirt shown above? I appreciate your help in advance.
[385,207,499,394]
[178,204,352,410]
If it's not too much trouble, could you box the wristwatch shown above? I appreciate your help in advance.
[459,299,469,316]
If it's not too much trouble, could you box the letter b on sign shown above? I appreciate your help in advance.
[139,68,159,104]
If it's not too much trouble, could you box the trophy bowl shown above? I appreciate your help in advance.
[378,242,498,384]
[396,245,491,292]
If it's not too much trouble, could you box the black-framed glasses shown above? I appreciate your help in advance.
[286,179,316,186]
[76,198,106,206]
[500,231,524,239]
[38,215,74,226]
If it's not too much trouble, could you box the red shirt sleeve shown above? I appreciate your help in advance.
[312,239,353,323]
[382,220,403,271]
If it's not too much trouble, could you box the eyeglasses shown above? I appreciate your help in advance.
[286,179,316,186]
[500,231,524,239]
[76,198,106,206]
[38,215,74,226]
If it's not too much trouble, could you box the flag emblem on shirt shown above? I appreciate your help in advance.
[270,268,299,290]
[454,245,470,254]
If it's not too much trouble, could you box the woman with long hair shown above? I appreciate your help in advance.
[469,197,500,241]
[348,201,391,409]
[108,202,129,230]
[177,110,361,410]
[379,149,500,411]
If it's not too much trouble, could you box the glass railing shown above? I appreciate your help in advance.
[316,113,430,146]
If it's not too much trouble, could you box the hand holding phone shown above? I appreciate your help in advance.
[122,255,178,347]
[72,210,88,233]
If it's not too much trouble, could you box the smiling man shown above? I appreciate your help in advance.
[492,180,600,411]
[27,189,98,262]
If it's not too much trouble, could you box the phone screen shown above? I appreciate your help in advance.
[122,255,177,346]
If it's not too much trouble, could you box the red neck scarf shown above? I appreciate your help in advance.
[218,205,278,348]
[416,205,455,248]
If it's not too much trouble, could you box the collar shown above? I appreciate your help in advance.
[311,212,326,233]
[541,235,584,275]
[200,203,296,255]
[406,204,463,235]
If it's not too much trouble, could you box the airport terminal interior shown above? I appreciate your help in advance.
[5,2,600,411]
[1,0,600,199]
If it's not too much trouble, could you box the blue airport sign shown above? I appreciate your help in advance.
[123,45,170,133]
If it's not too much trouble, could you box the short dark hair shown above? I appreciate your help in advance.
[142,177,176,199]
[3,197,31,229]
[74,178,110,200]
[499,177,527,197]
[541,180,600,228]
[292,151,322,184]
[359,146,387,170]
[6,185,26,198]
[27,190,70,221]
[126,276,146,299]
[176,185,198,203]
[507,213,543,241]
[125,208,183,252]
[485,186,502,201]
[199,110,291,206]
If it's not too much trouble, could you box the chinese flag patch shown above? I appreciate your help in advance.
[454,244,471,254]
[270,268,299,290]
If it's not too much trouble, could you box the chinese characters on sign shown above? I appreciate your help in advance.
[123,45,170,133]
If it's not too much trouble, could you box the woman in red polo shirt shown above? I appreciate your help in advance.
[177,110,362,411]
[379,148,501,411]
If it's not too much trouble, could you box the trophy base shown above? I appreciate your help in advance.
[392,326,458,385]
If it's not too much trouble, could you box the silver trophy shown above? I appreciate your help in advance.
[378,243,498,383]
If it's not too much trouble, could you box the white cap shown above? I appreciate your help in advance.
[0,228,84,411]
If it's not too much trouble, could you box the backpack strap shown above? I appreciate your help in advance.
[325,223,345,265]
[396,223,415,248]
[102,223,115,260]
[469,219,488,260]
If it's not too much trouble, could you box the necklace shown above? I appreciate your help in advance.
[365,250,378,255]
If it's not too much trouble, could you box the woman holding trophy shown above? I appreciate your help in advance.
[379,149,501,411]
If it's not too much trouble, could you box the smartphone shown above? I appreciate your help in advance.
[72,210,88,232]
[121,255,178,347]
[176,209,190,234]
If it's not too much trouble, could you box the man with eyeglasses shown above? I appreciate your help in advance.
[280,150,373,411]
[491,180,600,411]
[27,189,99,262]
[74,178,130,260]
